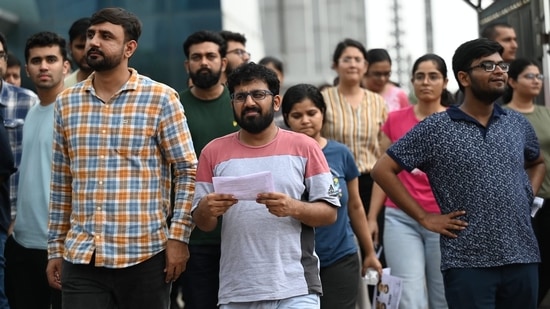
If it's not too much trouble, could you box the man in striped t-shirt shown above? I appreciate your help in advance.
[193,63,340,308]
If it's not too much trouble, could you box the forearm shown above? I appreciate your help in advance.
[291,200,337,227]
[371,157,427,223]
[526,156,546,195]
[349,201,376,255]
[367,183,386,222]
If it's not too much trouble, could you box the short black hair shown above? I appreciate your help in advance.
[259,56,284,75]
[219,30,247,47]
[366,48,392,65]
[24,31,68,63]
[7,53,20,68]
[452,38,503,91]
[183,30,226,59]
[480,22,514,41]
[227,62,279,96]
[90,7,141,42]
[68,17,91,43]
[0,32,8,54]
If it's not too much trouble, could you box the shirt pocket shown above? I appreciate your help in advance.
[113,117,156,156]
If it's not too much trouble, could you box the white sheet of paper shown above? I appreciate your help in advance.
[212,171,275,200]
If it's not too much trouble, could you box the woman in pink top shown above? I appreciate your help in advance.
[368,54,454,309]
[362,48,410,112]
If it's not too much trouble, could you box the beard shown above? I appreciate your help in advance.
[86,47,123,72]
[189,68,222,89]
[470,78,506,104]
[233,102,274,134]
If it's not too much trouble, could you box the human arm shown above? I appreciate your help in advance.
[371,154,467,238]
[525,153,545,195]
[347,178,382,276]
[48,99,73,260]
[367,183,386,246]
[192,193,238,231]
[0,114,15,182]
[256,193,337,227]
[160,91,198,281]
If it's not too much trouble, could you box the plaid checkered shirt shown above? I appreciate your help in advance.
[48,69,197,268]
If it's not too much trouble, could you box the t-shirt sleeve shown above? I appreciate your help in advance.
[386,118,433,172]
[304,143,341,207]
[522,115,541,162]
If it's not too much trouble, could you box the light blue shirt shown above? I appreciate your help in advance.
[13,103,54,249]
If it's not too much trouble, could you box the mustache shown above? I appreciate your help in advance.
[242,106,261,116]
[87,47,104,57]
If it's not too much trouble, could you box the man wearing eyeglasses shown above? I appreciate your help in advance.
[192,63,340,308]
[173,30,238,309]
[0,32,39,309]
[372,38,545,308]
[219,30,250,84]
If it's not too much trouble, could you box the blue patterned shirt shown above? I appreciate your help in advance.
[0,82,39,216]
[387,105,540,270]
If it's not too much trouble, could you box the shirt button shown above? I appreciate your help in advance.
[96,235,100,239]
[97,206,101,211]
[99,181,103,185]
[102,130,106,134]
[100,155,105,159]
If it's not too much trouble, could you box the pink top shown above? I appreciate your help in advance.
[383,84,410,112]
[382,106,441,213]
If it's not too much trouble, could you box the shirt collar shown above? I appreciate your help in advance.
[447,103,507,123]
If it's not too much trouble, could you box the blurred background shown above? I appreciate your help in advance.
[0,0,548,101]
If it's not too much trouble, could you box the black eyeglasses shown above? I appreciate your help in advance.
[467,61,509,72]
[231,90,273,104]
[522,73,544,81]
[0,51,6,60]
[227,49,250,59]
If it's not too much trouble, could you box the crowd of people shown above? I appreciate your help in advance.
[0,6,548,309]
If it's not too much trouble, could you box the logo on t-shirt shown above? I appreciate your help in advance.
[328,168,343,198]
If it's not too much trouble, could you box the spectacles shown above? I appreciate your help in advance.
[522,73,544,81]
[0,51,6,60]
[367,71,392,79]
[231,89,273,103]
[467,61,509,72]
[227,49,250,59]
[339,57,365,64]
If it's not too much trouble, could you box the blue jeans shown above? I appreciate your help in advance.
[443,263,538,309]
[383,207,447,309]
[220,294,320,309]
[0,230,7,309]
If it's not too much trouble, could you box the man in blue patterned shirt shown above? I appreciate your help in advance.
[372,38,546,309]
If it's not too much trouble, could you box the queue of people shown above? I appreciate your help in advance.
[0,6,548,309]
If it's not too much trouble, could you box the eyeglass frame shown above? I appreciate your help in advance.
[466,61,510,73]
[227,48,250,59]
[521,73,544,81]
[0,51,7,61]
[230,89,274,104]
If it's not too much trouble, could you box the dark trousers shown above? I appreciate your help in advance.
[533,198,550,304]
[443,264,538,309]
[320,253,359,309]
[61,251,170,309]
[177,244,220,309]
[4,235,61,309]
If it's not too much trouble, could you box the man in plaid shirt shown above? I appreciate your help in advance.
[0,32,38,309]
[45,8,197,309]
